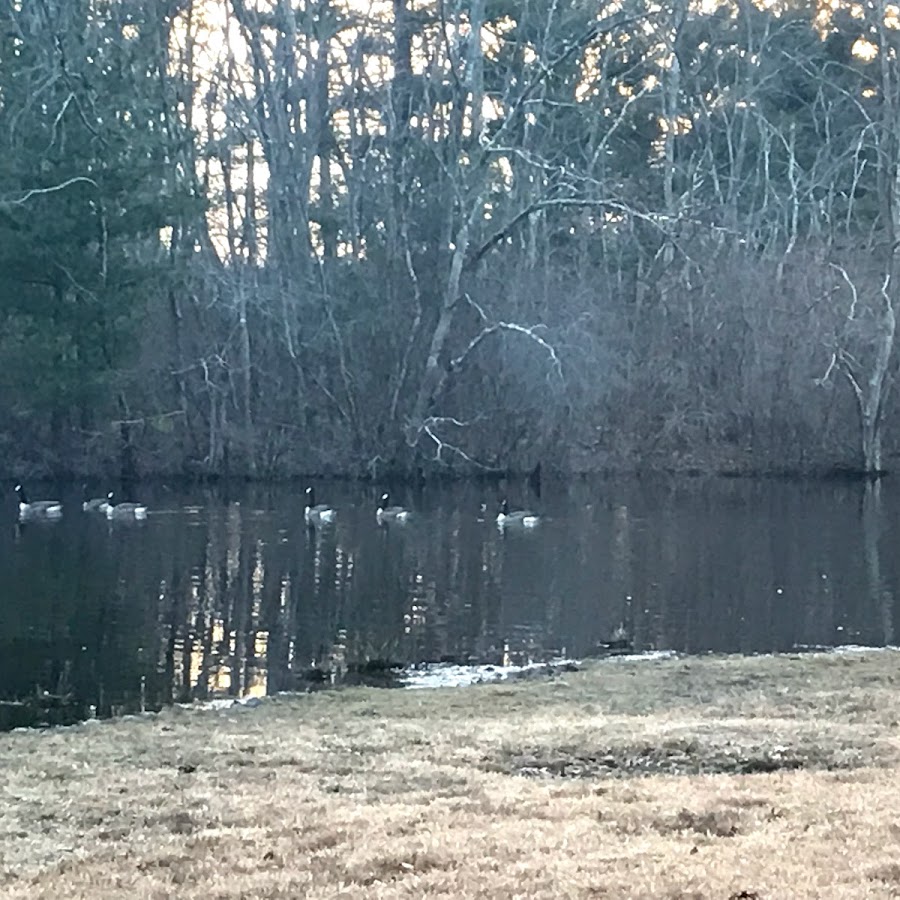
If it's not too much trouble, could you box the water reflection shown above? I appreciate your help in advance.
[0,477,898,724]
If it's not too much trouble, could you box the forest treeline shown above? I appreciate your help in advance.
[2,0,900,480]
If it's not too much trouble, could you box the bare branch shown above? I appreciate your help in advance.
[419,416,497,469]
[466,196,713,272]
[450,317,563,383]
[315,259,362,441]
[389,222,424,422]
[829,263,859,320]
[1,176,99,207]
[815,351,837,386]
[840,353,865,405]
[483,11,653,155]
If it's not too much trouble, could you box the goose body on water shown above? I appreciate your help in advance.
[106,493,148,520]
[82,487,111,513]
[304,487,336,524]
[376,492,410,523]
[496,499,539,528]
[15,485,62,520]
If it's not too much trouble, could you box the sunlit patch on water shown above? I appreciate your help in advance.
[792,644,900,654]
[181,696,266,712]
[400,650,681,690]
[401,659,578,689]
[602,650,678,663]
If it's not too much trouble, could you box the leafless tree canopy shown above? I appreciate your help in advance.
[2,0,900,478]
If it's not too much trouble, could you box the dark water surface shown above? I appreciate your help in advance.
[1,477,897,722]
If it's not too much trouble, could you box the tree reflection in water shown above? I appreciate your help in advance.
[0,477,896,723]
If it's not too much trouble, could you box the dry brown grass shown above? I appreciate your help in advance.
[3,651,900,898]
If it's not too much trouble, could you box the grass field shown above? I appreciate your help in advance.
[2,650,900,898]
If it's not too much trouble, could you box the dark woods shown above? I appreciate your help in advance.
[1,0,899,480]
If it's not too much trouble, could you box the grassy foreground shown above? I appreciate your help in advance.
[3,652,900,899]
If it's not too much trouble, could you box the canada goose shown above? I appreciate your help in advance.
[496,499,539,528]
[82,486,111,513]
[106,493,148,520]
[304,486,336,524]
[376,492,410,523]
[15,484,62,519]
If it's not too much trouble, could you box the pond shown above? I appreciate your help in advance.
[0,476,897,725]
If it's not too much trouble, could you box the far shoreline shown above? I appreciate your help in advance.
[6,459,895,492]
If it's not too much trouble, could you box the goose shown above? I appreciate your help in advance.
[106,492,148,520]
[304,486,336,524]
[376,492,410,523]
[496,499,539,528]
[82,486,111,513]
[15,484,63,519]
